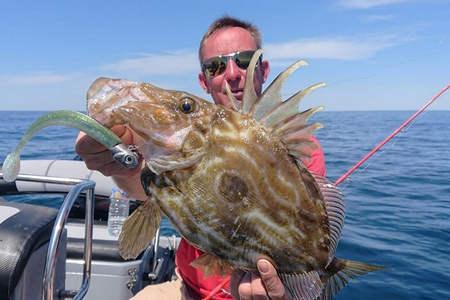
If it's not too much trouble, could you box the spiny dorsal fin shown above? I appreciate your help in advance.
[190,253,233,278]
[260,82,326,129]
[278,271,323,300]
[283,121,323,164]
[118,198,161,260]
[241,49,263,114]
[320,258,387,300]
[287,140,319,166]
[244,56,325,164]
[272,106,324,136]
[309,172,345,260]
[243,58,325,164]
[250,60,309,121]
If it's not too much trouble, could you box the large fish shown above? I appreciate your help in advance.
[87,50,386,299]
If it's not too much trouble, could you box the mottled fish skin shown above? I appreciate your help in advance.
[87,51,385,300]
[88,79,217,174]
[152,108,330,273]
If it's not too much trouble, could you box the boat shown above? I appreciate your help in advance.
[0,159,180,300]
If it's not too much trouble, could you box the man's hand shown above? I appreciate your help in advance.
[75,125,141,177]
[75,125,148,200]
[230,259,290,300]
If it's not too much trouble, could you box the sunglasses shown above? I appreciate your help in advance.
[201,50,261,78]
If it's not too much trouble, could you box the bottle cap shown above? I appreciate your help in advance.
[110,187,129,200]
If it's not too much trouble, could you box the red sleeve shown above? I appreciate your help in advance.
[176,239,231,299]
[306,136,326,177]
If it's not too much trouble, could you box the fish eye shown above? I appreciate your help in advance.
[180,97,196,114]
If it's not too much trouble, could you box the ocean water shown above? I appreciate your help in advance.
[0,110,449,299]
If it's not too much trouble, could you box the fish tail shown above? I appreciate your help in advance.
[320,258,387,300]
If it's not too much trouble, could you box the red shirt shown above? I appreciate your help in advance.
[175,137,326,299]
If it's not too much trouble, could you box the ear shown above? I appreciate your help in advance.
[260,60,270,84]
[198,72,211,94]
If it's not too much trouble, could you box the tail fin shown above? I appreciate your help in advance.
[320,258,387,300]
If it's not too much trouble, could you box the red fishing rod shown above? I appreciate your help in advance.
[202,84,449,300]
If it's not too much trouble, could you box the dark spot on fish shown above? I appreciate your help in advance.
[218,172,248,203]
[140,166,155,196]
[140,165,168,196]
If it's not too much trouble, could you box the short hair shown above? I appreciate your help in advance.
[198,16,262,62]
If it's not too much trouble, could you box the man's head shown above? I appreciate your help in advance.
[198,16,270,108]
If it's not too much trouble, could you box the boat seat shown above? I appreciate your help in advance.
[0,202,58,299]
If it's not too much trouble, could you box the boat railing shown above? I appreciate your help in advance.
[0,172,95,300]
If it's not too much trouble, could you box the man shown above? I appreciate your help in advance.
[76,16,326,300]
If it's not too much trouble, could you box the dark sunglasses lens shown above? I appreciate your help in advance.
[203,51,257,77]
[204,58,226,77]
[234,51,254,69]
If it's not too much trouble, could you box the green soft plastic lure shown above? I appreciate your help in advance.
[1,110,139,182]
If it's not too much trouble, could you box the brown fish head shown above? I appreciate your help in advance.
[87,77,218,173]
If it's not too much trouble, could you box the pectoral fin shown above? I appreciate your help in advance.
[190,253,233,278]
[118,198,161,260]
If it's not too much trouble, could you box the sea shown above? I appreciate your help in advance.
[0,110,449,299]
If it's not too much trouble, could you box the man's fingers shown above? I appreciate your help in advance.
[75,132,106,154]
[230,269,251,300]
[237,272,253,300]
[257,259,288,300]
[75,125,131,155]
[110,125,135,144]
[230,269,245,299]
[75,124,142,177]
[250,272,270,300]
[109,124,127,137]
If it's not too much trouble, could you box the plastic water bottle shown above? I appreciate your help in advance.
[107,187,130,237]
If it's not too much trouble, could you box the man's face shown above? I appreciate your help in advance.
[198,27,270,109]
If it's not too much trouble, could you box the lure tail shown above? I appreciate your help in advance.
[2,152,20,182]
[1,110,138,182]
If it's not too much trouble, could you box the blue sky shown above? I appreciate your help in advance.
[1,0,449,111]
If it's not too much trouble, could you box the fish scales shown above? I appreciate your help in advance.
[165,108,331,273]
[137,96,328,265]
[86,51,386,299]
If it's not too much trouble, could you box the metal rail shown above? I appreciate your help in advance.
[147,228,160,281]
[0,172,95,300]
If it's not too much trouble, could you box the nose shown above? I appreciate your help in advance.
[223,58,243,82]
